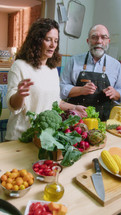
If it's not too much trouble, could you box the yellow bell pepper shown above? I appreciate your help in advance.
[83,118,98,130]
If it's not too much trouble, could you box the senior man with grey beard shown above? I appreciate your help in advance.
[60,24,121,121]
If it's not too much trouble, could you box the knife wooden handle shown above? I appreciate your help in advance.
[92,158,101,173]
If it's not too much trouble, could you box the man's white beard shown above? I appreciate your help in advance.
[91,48,104,58]
[89,44,109,58]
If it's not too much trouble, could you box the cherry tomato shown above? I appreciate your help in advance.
[34,163,40,168]
[38,169,44,175]
[48,170,54,176]
[44,160,53,165]
[116,126,121,130]
[40,164,48,169]
[43,168,51,176]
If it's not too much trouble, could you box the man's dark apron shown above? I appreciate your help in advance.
[67,52,114,121]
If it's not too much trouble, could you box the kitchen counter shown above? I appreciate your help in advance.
[0,132,121,215]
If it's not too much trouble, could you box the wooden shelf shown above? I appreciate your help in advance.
[0,60,12,68]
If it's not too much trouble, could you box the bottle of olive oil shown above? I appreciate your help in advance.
[44,166,64,202]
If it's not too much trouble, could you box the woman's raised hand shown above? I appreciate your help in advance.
[17,79,34,97]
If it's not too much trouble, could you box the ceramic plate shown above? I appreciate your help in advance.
[99,156,121,178]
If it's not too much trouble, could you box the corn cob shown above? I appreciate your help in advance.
[101,150,119,174]
[112,154,121,174]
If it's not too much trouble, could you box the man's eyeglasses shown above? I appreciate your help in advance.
[90,35,110,41]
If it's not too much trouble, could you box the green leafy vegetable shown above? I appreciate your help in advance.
[19,127,35,143]
[19,101,83,166]
[85,106,99,118]
[61,146,82,166]
[52,101,64,114]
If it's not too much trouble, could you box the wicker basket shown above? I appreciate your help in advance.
[33,134,63,161]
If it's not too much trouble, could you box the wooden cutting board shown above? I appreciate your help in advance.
[85,136,107,153]
[75,167,121,206]
[107,129,121,137]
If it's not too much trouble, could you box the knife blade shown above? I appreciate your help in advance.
[91,158,105,201]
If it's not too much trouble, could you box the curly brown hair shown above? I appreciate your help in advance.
[15,18,61,69]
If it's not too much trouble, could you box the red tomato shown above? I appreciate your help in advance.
[42,212,52,215]
[33,168,39,172]
[34,208,43,215]
[39,169,44,174]
[33,202,42,211]
[116,126,121,130]
[28,212,34,215]
[44,160,53,165]
[34,163,40,168]
[43,168,51,176]
[43,204,50,212]
[48,170,54,176]
[29,203,35,212]
[40,164,48,169]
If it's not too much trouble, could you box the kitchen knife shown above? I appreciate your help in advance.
[91,158,105,201]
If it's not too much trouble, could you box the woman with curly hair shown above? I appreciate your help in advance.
[5,18,87,140]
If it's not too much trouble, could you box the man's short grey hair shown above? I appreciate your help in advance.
[88,24,110,38]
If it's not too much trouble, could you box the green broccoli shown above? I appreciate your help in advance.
[34,110,62,130]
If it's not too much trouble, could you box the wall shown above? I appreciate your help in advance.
[46,0,95,55]
[0,12,8,50]
[93,0,121,60]
[46,0,121,59]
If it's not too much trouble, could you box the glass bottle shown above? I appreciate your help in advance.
[44,166,64,202]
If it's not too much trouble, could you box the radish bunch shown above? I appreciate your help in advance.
[64,119,90,152]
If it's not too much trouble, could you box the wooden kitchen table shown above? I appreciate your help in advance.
[0,132,121,215]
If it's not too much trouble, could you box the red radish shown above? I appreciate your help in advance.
[79,140,86,149]
[64,128,71,133]
[84,141,90,149]
[78,148,84,152]
[79,119,84,123]
[74,122,80,127]
[74,126,82,134]
[81,131,88,139]
[73,143,78,147]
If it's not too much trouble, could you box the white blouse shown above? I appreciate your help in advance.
[5,59,61,140]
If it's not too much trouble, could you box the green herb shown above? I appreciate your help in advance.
[106,124,120,129]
